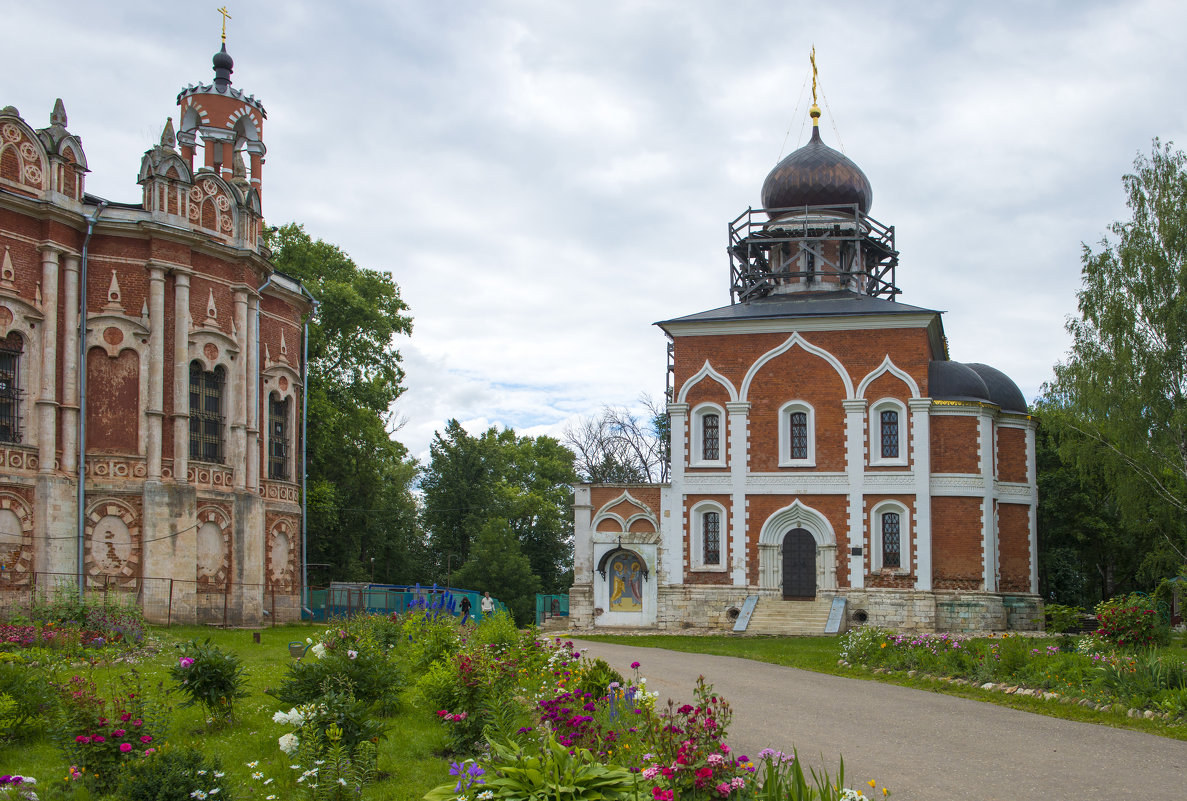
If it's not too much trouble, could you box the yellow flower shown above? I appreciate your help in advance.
[883,788,889,796]
[868,780,876,788]
[880,643,887,649]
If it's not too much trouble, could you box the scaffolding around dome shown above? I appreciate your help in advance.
[728,202,899,303]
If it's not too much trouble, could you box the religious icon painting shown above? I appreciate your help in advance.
[608,551,643,612]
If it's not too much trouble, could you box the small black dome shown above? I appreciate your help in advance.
[761,126,873,216]
[929,361,991,405]
[964,363,1028,413]
[212,44,234,89]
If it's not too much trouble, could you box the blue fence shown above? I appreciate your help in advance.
[535,593,569,626]
[301,583,504,623]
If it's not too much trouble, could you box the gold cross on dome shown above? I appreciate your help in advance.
[810,45,818,106]
[218,6,232,43]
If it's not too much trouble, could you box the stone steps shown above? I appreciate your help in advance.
[742,598,833,635]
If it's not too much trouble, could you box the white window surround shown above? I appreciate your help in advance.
[869,398,908,467]
[869,500,910,573]
[689,500,728,571]
[689,403,727,468]
[778,400,816,467]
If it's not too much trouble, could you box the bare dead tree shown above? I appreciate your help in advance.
[564,394,670,484]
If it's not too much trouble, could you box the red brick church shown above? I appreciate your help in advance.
[0,41,309,623]
[570,100,1039,633]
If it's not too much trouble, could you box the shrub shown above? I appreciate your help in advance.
[273,688,385,756]
[1044,603,1083,634]
[117,745,232,801]
[1093,595,1167,649]
[169,639,248,725]
[574,657,624,699]
[838,626,895,665]
[269,641,402,709]
[0,658,55,737]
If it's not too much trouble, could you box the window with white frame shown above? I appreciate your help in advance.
[691,501,727,570]
[0,332,23,444]
[869,501,909,572]
[778,400,815,466]
[869,399,907,466]
[690,404,726,467]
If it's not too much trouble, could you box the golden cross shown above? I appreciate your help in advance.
[218,6,232,43]
[810,46,818,106]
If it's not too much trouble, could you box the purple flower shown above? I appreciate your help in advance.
[178,656,195,668]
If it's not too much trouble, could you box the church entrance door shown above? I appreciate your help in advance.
[782,528,816,599]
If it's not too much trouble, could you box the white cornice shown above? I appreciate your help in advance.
[661,312,938,338]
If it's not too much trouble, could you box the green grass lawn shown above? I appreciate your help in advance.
[575,632,1187,742]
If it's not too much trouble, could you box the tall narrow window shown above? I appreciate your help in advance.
[881,512,901,569]
[268,395,289,480]
[0,333,21,444]
[702,413,720,461]
[189,363,225,463]
[702,511,720,565]
[880,410,900,459]
[789,411,808,460]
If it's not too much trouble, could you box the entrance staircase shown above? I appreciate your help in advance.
[741,598,833,635]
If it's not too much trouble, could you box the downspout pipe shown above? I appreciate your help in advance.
[77,200,108,597]
[299,286,318,615]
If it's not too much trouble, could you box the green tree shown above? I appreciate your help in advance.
[1046,138,1187,581]
[421,421,576,594]
[266,223,425,583]
[452,518,541,626]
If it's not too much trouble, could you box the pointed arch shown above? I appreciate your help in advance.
[676,360,738,404]
[757,499,838,547]
[857,355,920,399]
[740,332,854,401]
[591,489,660,540]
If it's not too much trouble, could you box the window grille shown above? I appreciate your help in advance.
[702,413,720,461]
[703,511,720,565]
[0,333,21,444]
[880,410,899,459]
[789,411,808,459]
[882,511,901,569]
[268,396,289,480]
[189,363,225,463]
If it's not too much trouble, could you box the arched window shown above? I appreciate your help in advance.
[691,501,727,570]
[778,401,815,466]
[0,333,22,444]
[869,399,907,466]
[189,362,225,463]
[869,501,910,573]
[690,404,726,468]
[268,394,290,480]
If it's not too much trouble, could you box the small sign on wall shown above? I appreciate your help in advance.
[824,596,847,633]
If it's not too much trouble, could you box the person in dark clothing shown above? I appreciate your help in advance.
[459,594,472,624]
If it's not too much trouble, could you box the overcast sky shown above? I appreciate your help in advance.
[7,0,1186,463]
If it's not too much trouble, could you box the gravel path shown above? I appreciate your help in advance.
[572,638,1186,801]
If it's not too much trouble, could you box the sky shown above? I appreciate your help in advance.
[6,0,1187,463]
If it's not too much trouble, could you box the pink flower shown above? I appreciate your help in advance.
[144,748,156,755]
[119,713,132,722]
[631,661,641,669]
[112,729,126,737]
[97,718,108,726]
[178,656,195,668]
[119,743,132,753]
[93,735,106,743]
[75,735,90,744]
[133,719,143,727]
[140,735,153,744]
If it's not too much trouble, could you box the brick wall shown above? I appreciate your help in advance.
[997,502,1031,592]
[997,426,1027,483]
[683,493,731,584]
[931,415,979,473]
[931,496,983,589]
[863,494,916,587]
[744,494,848,586]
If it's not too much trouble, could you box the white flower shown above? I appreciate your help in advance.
[306,637,312,644]
[189,793,207,801]
[246,760,259,768]
[196,771,207,776]
[267,796,277,800]
[210,790,220,796]
[252,772,263,780]
[213,772,224,779]
[347,650,357,659]
[337,778,347,786]
[478,792,494,800]
[314,761,325,766]
[311,643,327,659]
[278,732,300,755]
[263,778,273,785]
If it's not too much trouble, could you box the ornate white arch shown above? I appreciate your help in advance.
[856,355,920,399]
[756,499,838,591]
[740,332,854,401]
[591,490,660,536]
[676,360,738,404]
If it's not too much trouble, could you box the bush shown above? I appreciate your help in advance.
[117,745,232,801]
[574,657,624,699]
[1093,594,1169,649]
[169,639,249,725]
[838,626,895,665]
[1044,603,1083,634]
[269,641,402,709]
[0,658,55,738]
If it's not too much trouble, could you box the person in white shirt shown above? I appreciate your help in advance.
[480,592,495,616]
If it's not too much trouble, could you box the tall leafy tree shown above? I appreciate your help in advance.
[421,421,576,594]
[266,223,424,583]
[452,518,541,626]
[1046,138,1187,579]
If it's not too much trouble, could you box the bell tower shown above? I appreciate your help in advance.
[175,10,267,199]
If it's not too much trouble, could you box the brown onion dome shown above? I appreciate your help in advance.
[760,122,873,216]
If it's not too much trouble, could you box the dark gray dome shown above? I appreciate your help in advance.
[760,126,873,216]
[964,363,1028,413]
[929,361,991,404]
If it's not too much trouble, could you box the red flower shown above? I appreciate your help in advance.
[119,743,132,753]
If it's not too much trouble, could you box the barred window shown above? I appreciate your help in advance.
[189,363,225,463]
[268,395,289,480]
[880,410,900,459]
[881,512,901,569]
[702,511,720,565]
[702,413,720,461]
[0,333,21,444]
[789,411,808,460]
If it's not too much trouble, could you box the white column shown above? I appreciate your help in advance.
[726,401,749,586]
[909,398,933,591]
[980,411,997,591]
[842,399,867,589]
[232,287,249,489]
[665,403,688,588]
[60,254,80,474]
[146,263,166,480]
[172,271,191,483]
[37,246,60,473]
[246,294,260,490]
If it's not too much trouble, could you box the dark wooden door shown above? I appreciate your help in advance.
[782,528,816,599]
